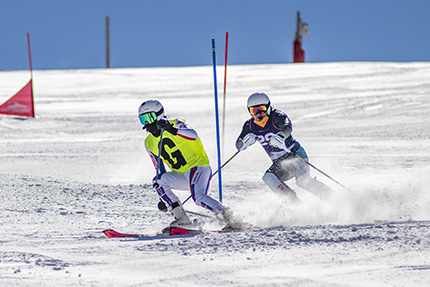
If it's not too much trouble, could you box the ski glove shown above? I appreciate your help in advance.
[156,119,177,135]
[237,133,257,151]
[158,200,168,212]
[269,134,290,152]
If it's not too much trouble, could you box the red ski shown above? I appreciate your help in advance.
[103,227,202,240]
[103,224,253,240]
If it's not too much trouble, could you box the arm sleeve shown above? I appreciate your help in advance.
[272,111,292,138]
[174,119,198,140]
[235,120,252,150]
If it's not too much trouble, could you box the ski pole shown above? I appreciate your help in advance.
[153,129,164,189]
[294,153,348,191]
[184,210,212,218]
[182,150,240,205]
[212,150,240,177]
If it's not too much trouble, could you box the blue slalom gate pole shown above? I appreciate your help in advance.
[211,39,223,203]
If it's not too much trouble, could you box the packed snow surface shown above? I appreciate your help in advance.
[1,62,430,286]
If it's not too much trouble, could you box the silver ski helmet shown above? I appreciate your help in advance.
[247,92,271,116]
[138,100,164,127]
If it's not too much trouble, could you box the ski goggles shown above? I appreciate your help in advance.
[249,105,267,116]
[139,112,157,126]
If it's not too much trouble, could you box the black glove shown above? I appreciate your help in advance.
[158,200,167,212]
[156,119,177,135]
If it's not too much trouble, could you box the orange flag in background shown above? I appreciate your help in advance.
[0,79,35,118]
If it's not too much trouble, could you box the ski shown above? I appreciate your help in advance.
[103,227,202,240]
[103,224,253,240]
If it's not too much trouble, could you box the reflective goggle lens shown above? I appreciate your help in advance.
[139,112,157,126]
[249,105,267,115]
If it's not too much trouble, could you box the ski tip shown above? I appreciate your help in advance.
[103,229,142,238]
[103,229,119,238]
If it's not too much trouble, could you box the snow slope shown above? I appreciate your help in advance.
[1,62,430,286]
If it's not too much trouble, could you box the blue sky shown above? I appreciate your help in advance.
[1,0,430,71]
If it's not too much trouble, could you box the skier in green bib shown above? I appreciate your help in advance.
[138,100,240,229]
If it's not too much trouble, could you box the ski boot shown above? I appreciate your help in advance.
[169,203,194,229]
[219,207,245,231]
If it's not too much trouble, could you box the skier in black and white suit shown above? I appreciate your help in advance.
[235,92,333,202]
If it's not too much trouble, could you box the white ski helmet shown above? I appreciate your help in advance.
[138,100,165,126]
[247,92,271,115]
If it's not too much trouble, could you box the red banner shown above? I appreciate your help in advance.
[0,80,35,117]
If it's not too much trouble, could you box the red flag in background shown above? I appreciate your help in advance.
[0,79,35,118]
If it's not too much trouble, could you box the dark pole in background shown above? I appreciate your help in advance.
[106,16,110,68]
[296,11,301,42]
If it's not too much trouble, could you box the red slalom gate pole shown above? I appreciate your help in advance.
[27,33,33,79]
[27,32,35,118]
